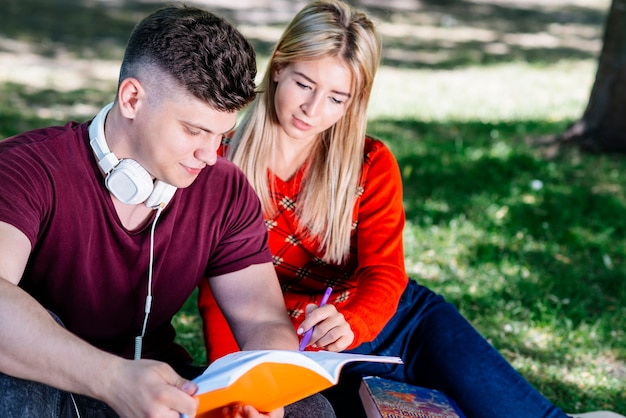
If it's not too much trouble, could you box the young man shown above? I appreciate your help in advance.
[0,5,334,418]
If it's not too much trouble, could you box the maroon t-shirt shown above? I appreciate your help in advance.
[0,121,272,364]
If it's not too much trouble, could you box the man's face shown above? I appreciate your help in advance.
[130,88,236,189]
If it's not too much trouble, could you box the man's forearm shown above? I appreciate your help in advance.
[0,278,120,399]
[238,320,299,351]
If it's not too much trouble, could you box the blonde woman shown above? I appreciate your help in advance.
[199,1,620,418]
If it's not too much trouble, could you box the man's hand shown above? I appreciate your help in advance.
[102,358,199,418]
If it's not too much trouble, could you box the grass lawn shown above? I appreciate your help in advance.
[1,0,624,414]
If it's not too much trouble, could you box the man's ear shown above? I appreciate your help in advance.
[117,77,144,119]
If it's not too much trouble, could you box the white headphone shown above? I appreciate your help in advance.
[89,103,176,209]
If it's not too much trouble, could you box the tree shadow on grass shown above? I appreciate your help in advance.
[0,0,609,68]
[0,81,114,138]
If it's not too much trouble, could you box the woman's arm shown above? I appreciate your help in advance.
[339,140,408,347]
[298,140,408,350]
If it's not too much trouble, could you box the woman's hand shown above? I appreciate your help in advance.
[297,304,354,351]
[222,405,284,418]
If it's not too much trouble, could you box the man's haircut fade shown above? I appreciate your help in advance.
[119,5,257,112]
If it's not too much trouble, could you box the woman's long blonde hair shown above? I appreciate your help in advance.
[228,0,381,264]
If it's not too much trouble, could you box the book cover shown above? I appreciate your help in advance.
[359,376,466,418]
[187,350,403,418]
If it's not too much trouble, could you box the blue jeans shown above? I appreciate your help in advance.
[0,373,117,418]
[323,280,569,418]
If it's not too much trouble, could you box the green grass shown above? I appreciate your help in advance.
[370,118,626,413]
[1,54,624,415]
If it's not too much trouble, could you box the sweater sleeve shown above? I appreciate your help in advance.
[340,140,408,348]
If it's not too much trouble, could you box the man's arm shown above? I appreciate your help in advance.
[209,262,299,351]
[0,221,198,418]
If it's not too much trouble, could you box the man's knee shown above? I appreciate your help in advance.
[284,393,337,418]
[0,371,62,417]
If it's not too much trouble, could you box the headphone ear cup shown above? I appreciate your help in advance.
[105,159,154,205]
[145,181,177,209]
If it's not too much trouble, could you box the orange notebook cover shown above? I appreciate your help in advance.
[187,350,403,418]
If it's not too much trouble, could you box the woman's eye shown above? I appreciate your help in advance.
[296,81,310,90]
[330,97,344,105]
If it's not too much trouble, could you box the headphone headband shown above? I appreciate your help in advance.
[89,103,118,174]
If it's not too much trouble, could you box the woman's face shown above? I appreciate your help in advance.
[272,56,353,144]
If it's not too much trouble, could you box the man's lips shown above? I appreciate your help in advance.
[182,164,204,176]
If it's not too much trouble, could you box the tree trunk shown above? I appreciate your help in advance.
[560,0,626,153]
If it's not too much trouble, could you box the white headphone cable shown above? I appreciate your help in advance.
[134,204,164,360]
[70,392,81,418]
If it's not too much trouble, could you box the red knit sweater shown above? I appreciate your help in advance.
[198,137,408,362]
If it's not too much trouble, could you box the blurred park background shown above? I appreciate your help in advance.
[1,0,625,414]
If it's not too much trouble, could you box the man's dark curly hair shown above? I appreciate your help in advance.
[119,5,257,112]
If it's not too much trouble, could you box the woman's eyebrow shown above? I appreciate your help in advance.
[294,71,352,98]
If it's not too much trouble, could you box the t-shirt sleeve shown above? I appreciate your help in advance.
[0,137,52,248]
[202,167,273,277]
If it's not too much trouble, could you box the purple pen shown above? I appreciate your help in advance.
[299,286,333,351]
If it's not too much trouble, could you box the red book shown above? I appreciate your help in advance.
[359,376,466,418]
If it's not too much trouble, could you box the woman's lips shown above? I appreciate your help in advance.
[292,116,312,131]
